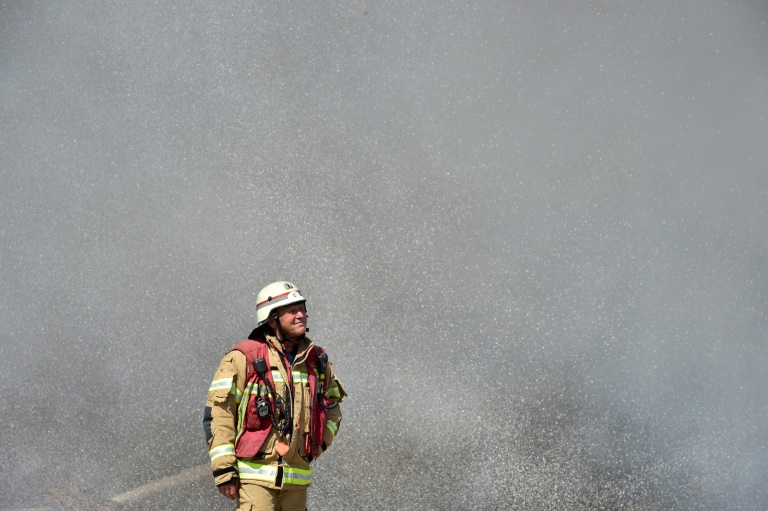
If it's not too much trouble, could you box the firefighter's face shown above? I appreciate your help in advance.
[275,302,307,340]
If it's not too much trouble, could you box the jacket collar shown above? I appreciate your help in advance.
[265,334,313,359]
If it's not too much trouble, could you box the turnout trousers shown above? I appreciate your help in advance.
[236,483,307,511]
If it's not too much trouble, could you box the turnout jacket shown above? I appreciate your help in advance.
[204,334,345,490]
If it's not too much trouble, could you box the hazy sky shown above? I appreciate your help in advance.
[2,1,767,509]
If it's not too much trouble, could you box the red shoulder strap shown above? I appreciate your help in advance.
[231,337,269,375]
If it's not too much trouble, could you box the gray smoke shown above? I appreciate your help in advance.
[2,1,767,510]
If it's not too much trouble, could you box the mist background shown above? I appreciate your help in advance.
[2,1,767,510]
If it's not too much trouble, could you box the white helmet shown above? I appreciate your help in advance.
[256,281,306,326]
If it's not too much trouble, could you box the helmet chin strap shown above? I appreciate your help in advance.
[271,312,305,347]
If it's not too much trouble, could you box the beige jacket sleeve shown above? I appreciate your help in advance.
[321,360,347,451]
[204,350,247,486]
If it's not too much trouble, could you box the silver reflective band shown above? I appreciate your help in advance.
[283,466,313,485]
[209,444,235,461]
[237,460,279,482]
[208,377,234,392]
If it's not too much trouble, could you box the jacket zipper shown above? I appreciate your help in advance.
[278,344,310,438]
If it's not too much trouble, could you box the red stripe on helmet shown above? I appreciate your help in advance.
[256,290,301,308]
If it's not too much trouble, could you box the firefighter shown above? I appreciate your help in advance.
[203,281,346,510]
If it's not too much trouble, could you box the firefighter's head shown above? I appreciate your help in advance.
[256,281,308,341]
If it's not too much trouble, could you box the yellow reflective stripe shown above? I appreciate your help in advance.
[235,386,250,441]
[244,382,270,398]
[235,381,271,442]
[283,466,312,486]
[209,377,242,403]
[326,387,341,399]
[209,443,235,461]
[326,420,338,437]
[209,377,233,392]
[237,460,279,482]
[292,370,308,385]
[272,370,285,383]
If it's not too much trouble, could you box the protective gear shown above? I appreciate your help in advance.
[230,337,334,461]
[256,281,306,327]
[238,483,307,510]
[204,334,345,491]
